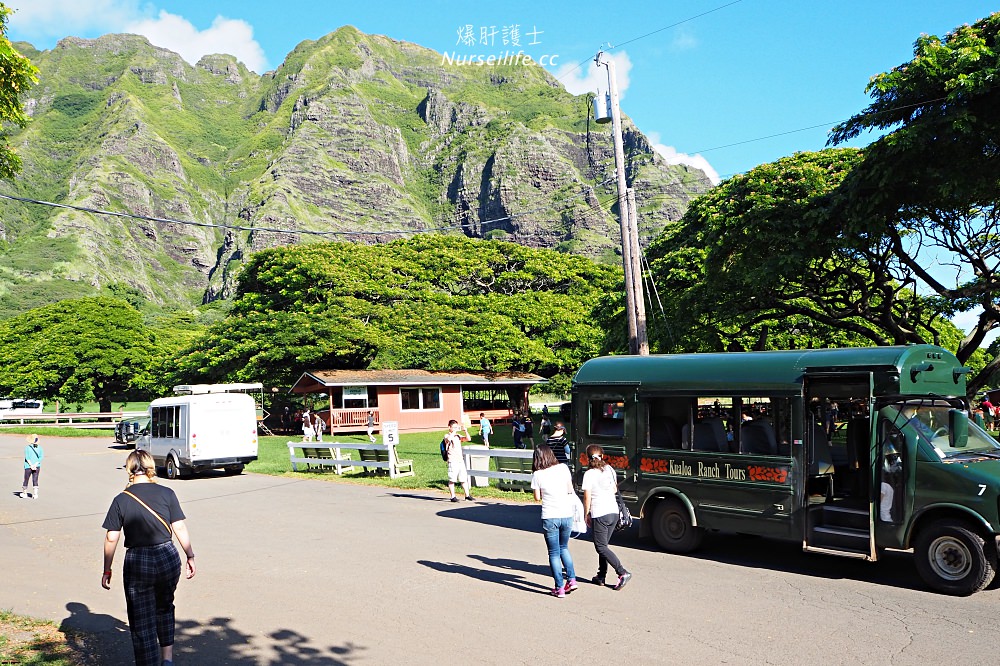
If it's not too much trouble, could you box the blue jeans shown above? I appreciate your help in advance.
[541,517,576,589]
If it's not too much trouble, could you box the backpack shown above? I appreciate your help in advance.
[440,438,449,462]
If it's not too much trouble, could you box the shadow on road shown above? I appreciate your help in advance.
[435,502,539,534]
[59,603,363,664]
[418,559,549,594]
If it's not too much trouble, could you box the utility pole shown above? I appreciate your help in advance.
[595,52,648,355]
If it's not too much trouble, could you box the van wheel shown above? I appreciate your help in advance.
[166,456,182,480]
[651,499,703,553]
[224,464,244,475]
[914,521,996,595]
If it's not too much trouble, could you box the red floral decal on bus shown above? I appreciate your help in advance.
[580,452,628,469]
[640,458,670,473]
[747,465,789,483]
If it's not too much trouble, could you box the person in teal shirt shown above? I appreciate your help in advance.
[479,413,492,447]
[22,434,44,499]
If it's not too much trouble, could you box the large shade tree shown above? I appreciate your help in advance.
[643,149,930,353]
[0,297,155,412]
[0,3,38,179]
[170,235,619,393]
[828,11,1000,393]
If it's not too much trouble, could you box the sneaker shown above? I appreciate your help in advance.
[450,496,460,503]
[591,575,606,587]
[465,495,473,501]
[550,587,566,598]
[614,572,632,591]
[563,578,578,594]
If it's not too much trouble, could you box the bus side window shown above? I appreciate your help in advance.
[590,400,625,438]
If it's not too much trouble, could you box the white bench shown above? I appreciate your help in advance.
[287,441,414,478]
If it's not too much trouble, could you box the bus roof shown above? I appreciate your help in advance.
[573,345,967,397]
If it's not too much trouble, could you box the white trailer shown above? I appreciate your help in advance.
[137,391,258,479]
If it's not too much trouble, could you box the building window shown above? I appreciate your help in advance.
[400,387,442,411]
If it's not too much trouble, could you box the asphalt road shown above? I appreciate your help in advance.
[2,433,999,665]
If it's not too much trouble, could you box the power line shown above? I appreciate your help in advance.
[0,179,618,241]
[551,0,745,86]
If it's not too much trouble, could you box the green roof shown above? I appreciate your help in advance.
[573,345,966,397]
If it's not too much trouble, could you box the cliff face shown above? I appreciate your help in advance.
[1,28,711,313]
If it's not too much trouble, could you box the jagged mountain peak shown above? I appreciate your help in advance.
[0,27,710,317]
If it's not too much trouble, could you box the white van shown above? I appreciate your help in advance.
[137,391,258,479]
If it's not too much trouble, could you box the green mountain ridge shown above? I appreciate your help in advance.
[0,27,710,316]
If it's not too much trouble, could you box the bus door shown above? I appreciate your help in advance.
[574,391,636,500]
[802,372,875,559]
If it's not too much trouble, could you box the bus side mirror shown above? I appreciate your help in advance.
[949,409,969,449]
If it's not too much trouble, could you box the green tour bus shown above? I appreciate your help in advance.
[570,344,1000,595]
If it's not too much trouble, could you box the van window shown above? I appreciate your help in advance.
[590,400,625,438]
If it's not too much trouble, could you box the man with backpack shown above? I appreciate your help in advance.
[443,419,472,502]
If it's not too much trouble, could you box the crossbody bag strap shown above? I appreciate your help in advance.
[123,490,173,538]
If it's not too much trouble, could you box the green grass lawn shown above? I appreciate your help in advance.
[250,428,540,502]
[0,427,115,438]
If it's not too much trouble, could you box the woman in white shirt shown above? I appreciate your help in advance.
[530,445,578,598]
[582,445,631,590]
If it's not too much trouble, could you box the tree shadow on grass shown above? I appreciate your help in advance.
[59,603,363,664]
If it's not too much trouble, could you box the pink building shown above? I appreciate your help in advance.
[289,369,546,434]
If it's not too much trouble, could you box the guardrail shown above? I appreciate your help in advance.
[0,411,146,428]
[461,446,535,487]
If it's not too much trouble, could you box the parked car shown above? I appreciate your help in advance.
[115,417,149,446]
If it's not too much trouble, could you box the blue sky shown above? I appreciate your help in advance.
[6,0,998,337]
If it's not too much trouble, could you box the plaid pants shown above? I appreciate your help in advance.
[124,541,181,666]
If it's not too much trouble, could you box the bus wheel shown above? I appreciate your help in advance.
[914,521,996,595]
[652,499,703,553]
[224,464,244,475]
[166,455,182,480]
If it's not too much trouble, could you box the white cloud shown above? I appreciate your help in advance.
[554,50,632,99]
[7,0,139,39]
[7,1,268,72]
[671,28,698,52]
[126,11,268,72]
[647,133,720,184]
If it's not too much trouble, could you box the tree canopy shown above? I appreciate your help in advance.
[0,3,38,179]
[827,11,1000,392]
[0,297,155,411]
[170,236,619,393]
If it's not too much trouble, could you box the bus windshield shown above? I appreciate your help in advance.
[886,400,1000,459]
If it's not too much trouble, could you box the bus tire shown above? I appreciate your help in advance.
[224,464,244,475]
[651,499,703,553]
[913,521,996,595]
[165,455,182,480]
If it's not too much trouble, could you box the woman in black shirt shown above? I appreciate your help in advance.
[102,450,196,666]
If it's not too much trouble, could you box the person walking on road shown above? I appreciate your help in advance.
[444,419,472,502]
[21,434,44,499]
[101,450,196,666]
[583,444,631,591]
[530,444,578,598]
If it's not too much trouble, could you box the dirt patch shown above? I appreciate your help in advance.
[0,612,93,666]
